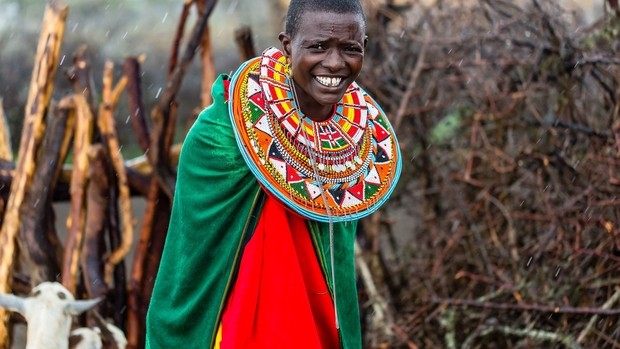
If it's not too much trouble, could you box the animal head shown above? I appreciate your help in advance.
[0,281,101,349]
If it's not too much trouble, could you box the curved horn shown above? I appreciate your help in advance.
[0,293,26,315]
[65,297,103,315]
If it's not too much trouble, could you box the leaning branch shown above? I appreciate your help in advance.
[0,1,68,347]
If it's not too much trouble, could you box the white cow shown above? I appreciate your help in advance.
[0,282,101,349]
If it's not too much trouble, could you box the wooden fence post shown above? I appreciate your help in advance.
[0,1,68,347]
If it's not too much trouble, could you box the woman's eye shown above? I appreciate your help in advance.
[345,46,362,53]
[310,43,324,50]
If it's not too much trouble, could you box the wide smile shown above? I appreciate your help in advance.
[315,76,343,88]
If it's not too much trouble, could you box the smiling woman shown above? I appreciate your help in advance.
[280,11,367,121]
[144,0,401,348]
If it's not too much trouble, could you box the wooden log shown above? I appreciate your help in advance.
[65,44,97,114]
[127,182,157,349]
[139,194,171,348]
[123,56,151,154]
[62,93,94,295]
[107,186,128,330]
[127,181,171,349]
[18,96,75,285]
[97,60,132,286]
[0,1,68,346]
[151,0,218,199]
[0,99,13,162]
[200,24,216,108]
[0,144,181,201]
[81,144,109,299]
[167,0,193,80]
[125,166,152,197]
[198,0,216,108]
[234,26,256,62]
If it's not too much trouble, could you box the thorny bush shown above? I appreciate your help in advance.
[358,1,620,348]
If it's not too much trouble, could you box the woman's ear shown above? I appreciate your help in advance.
[279,32,292,57]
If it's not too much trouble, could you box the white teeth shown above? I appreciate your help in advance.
[316,76,342,87]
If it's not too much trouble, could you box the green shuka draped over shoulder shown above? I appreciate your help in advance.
[145,75,362,349]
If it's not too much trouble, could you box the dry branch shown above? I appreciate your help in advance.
[124,56,151,154]
[150,0,218,199]
[199,22,216,108]
[97,60,133,286]
[81,144,110,299]
[18,96,75,285]
[0,100,12,162]
[0,1,68,346]
[431,297,620,316]
[62,94,94,295]
[235,26,256,62]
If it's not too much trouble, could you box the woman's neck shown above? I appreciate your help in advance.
[291,81,335,122]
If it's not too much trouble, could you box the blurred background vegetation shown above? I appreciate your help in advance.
[0,0,286,157]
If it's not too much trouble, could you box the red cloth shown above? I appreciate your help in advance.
[219,195,340,349]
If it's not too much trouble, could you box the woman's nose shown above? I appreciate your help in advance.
[322,49,345,71]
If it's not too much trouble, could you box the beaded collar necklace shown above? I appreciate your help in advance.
[228,47,401,223]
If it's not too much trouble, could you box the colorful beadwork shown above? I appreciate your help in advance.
[229,48,401,222]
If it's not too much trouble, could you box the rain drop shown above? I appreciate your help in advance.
[226,0,239,14]
[71,23,79,32]
[554,266,561,278]
[155,87,162,99]
[123,31,128,39]
[526,256,533,267]
[162,12,168,23]
[59,55,66,66]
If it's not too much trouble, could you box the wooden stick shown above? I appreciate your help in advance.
[431,297,620,316]
[577,287,620,343]
[394,31,429,129]
[0,99,13,162]
[234,26,256,62]
[200,24,216,108]
[0,1,67,346]
[167,0,193,80]
[64,44,97,113]
[18,96,75,285]
[123,56,151,154]
[151,0,218,199]
[97,60,133,286]
[197,0,217,108]
[62,93,94,295]
[81,144,109,299]
[127,182,158,349]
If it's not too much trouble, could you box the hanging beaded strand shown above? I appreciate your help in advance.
[289,77,340,330]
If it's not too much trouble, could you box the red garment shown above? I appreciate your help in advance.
[219,195,340,349]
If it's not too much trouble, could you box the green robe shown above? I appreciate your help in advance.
[145,75,361,349]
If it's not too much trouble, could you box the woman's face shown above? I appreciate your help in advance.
[279,11,366,122]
